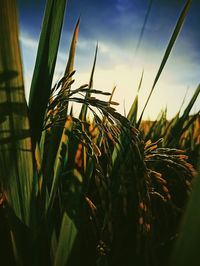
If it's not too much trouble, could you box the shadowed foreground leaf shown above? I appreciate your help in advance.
[170,167,200,266]
[29,0,67,144]
[0,0,33,226]
[54,212,77,266]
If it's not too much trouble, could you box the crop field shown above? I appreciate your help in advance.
[0,0,199,266]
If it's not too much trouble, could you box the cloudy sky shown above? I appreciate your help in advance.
[18,0,200,120]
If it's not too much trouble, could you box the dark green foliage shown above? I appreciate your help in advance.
[29,0,67,144]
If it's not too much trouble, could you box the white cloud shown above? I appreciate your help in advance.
[19,31,200,120]
[77,38,94,50]
[19,34,38,49]
[73,39,200,120]
[116,0,132,12]
[99,41,110,53]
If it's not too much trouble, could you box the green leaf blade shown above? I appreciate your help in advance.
[0,0,34,226]
[137,0,193,127]
[29,0,67,144]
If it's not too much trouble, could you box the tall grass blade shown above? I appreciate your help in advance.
[128,70,144,126]
[61,17,80,114]
[180,84,200,122]
[29,0,67,144]
[79,43,98,121]
[42,19,80,189]
[166,84,200,146]
[137,0,192,127]
[134,0,153,56]
[54,212,77,266]
[144,108,167,141]
[64,17,80,80]
[47,117,73,213]
[179,86,189,113]
[109,85,117,104]
[0,0,34,226]
[60,17,80,115]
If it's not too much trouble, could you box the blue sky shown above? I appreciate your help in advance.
[18,0,200,119]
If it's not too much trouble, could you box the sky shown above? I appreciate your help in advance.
[18,0,200,120]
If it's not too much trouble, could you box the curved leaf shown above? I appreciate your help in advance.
[29,0,67,144]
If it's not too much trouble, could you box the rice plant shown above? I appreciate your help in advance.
[0,0,199,266]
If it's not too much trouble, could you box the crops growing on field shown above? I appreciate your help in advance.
[0,0,199,266]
